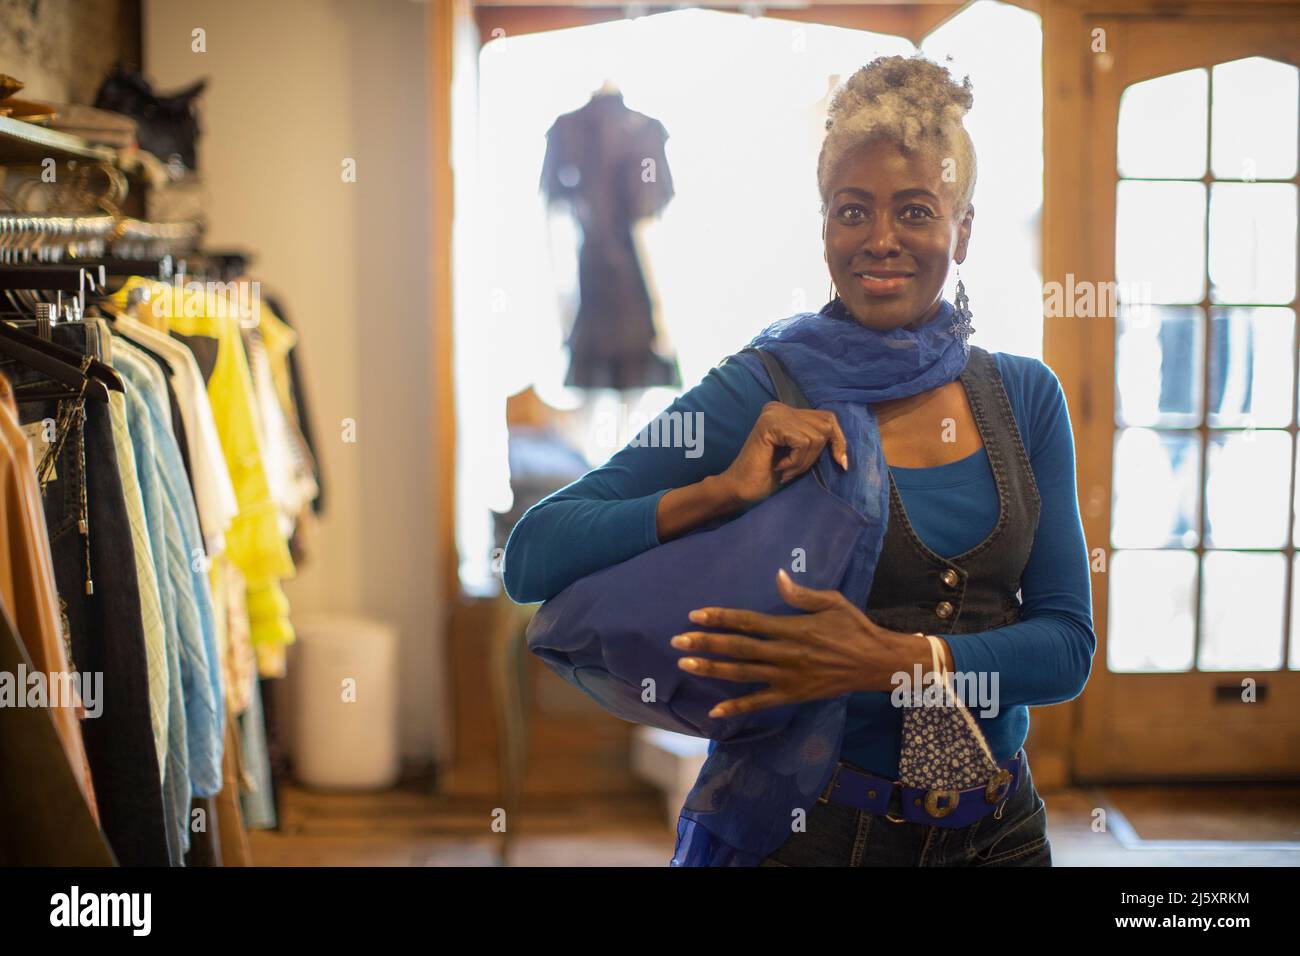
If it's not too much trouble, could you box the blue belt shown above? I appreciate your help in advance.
[818,749,1024,829]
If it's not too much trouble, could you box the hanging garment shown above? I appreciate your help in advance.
[5,323,171,866]
[108,308,239,562]
[257,674,289,828]
[243,325,317,540]
[183,795,223,866]
[111,334,224,800]
[260,295,324,516]
[112,277,297,678]
[105,361,171,777]
[101,331,191,864]
[214,710,253,866]
[218,558,257,719]
[0,606,114,866]
[0,374,99,822]
[540,91,681,390]
[238,676,278,830]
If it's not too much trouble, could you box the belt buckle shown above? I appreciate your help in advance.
[984,768,1012,805]
[923,788,960,819]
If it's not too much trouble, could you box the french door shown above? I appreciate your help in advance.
[1068,6,1300,778]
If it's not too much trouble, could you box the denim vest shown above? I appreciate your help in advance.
[864,345,1041,638]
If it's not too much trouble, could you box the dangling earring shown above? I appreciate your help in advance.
[951,266,975,354]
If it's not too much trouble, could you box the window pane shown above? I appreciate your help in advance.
[1108,550,1196,672]
[1211,56,1300,180]
[1116,304,1203,427]
[1204,430,1291,548]
[1292,440,1300,550]
[1117,68,1208,179]
[1116,181,1206,305]
[1207,307,1296,427]
[1291,555,1300,670]
[1201,551,1285,670]
[1208,183,1298,305]
[1112,428,1200,548]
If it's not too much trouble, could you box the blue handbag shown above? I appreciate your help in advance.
[525,347,870,742]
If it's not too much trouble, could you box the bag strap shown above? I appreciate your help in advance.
[739,346,829,490]
[740,346,812,410]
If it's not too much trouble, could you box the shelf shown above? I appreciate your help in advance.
[0,115,117,167]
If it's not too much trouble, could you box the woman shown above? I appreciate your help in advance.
[504,54,1095,867]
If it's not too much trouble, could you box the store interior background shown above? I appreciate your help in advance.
[4,0,1298,865]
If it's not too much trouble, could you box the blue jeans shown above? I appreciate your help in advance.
[758,749,1051,866]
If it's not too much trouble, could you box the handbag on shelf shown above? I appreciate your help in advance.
[897,633,1004,795]
[524,346,870,742]
[93,64,205,171]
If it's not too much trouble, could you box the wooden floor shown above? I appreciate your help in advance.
[246,774,1300,867]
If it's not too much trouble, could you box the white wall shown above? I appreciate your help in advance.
[144,0,446,764]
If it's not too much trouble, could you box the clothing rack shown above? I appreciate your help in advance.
[0,208,324,865]
[0,265,86,292]
[0,214,202,326]
[0,213,203,263]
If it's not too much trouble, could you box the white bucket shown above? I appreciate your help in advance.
[286,614,400,790]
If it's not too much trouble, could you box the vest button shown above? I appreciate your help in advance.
[941,568,960,588]
[935,600,954,619]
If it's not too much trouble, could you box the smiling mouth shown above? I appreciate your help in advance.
[854,272,914,294]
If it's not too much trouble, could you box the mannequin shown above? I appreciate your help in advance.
[538,81,680,400]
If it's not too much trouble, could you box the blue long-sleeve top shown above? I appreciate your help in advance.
[503,351,1096,777]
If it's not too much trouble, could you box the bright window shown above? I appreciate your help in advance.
[458,2,1045,594]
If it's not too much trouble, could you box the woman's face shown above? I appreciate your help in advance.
[823,138,973,332]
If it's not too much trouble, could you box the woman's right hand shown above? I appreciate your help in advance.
[718,401,849,507]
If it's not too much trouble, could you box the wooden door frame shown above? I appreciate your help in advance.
[433,0,1300,784]
[469,1,986,43]
[432,1,1033,783]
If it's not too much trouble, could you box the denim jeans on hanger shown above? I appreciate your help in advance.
[2,322,170,866]
[758,748,1051,867]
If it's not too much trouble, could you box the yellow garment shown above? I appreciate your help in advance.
[113,277,296,672]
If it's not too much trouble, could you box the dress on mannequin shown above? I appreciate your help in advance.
[540,90,681,391]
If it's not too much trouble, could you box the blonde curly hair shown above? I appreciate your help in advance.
[817,53,976,219]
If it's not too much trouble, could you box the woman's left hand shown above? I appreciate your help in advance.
[671,568,919,718]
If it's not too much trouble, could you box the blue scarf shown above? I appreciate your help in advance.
[671,295,972,866]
